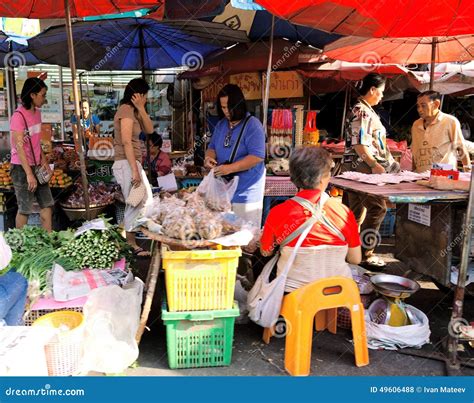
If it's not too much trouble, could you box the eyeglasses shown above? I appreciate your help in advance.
[224,128,232,148]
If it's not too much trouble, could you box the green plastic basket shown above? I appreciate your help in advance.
[162,301,239,369]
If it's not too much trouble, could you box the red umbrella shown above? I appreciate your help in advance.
[255,0,474,37]
[0,0,156,214]
[0,1,159,18]
[325,35,474,88]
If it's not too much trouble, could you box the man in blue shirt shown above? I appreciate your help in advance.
[71,100,101,146]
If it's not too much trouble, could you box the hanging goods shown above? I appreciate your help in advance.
[303,111,319,146]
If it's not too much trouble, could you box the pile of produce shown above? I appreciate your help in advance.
[3,220,133,295]
[49,169,73,188]
[147,192,239,241]
[58,221,132,269]
[47,147,81,171]
[61,181,115,208]
[0,192,7,212]
[4,227,76,294]
[0,162,12,188]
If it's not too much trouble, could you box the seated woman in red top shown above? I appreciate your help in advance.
[147,132,172,186]
[260,147,362,292]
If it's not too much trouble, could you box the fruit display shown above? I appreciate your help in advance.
[47,146,81,171]
[61,181,116,208]
[329,186,343,197]
[0,192,7,212]
[49,169,73,188]
[0,162,12,189]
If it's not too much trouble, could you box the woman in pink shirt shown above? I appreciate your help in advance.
[9,78,54,231]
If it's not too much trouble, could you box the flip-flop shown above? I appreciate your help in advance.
[361,255,386,270]
[133,247,151,257]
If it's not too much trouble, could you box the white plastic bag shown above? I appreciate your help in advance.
[0,233,12,272]
[197,169,239,212]
[80,279,143,374]
[52,264,133,302]
[365,305,431,350]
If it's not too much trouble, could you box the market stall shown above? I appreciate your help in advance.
[330,176,469,289]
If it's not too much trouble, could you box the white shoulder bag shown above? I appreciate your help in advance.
[247,194,329,328]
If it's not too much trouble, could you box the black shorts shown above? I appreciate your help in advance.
[10,164,54,215]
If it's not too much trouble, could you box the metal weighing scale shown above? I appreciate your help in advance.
[368,274,420,327]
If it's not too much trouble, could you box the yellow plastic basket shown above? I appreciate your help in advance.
[32,311,85,376]
[162,245,241,312]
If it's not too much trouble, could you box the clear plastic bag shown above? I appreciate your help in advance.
[197,169,239,212]
[80,279,143,374]
[0,233,12,272]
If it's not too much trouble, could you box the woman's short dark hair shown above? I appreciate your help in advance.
[149,132,163,148]
[216,84,247,121]
[358,73,386,96]
[289,147,332,189]
[120,78,150,107]
[20,78,47,109]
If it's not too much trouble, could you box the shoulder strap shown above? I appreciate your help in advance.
[15,111,38,166]
[291,194,346,241]
[278,194,328,248]
[228,115,251,164]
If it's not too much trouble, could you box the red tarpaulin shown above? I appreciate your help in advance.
[0,1,159,18]
[255,0,474,38]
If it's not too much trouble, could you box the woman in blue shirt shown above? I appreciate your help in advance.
[204,84,266,227]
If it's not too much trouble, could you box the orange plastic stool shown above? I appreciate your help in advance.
[262,276,369,376]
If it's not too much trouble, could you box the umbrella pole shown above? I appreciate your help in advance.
[138,25,152,180]
[446,162,474,368]
[429,37,437,91]
[262,15,275,136]
[64,0,90,216]
[340,84,349,140]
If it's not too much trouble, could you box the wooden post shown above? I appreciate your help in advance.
[429,38,437,91]
[262,15,275,135]
[136,243,161,345]
[65,0,90,215]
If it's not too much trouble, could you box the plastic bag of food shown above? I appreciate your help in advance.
[0,233,12,272]
[80,279,143,374]
[197,169,239,212]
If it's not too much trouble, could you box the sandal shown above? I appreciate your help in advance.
[361,255,386,271]
[133,247,151,257]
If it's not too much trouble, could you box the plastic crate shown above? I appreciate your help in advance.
[27,213,41,227]
[264,176,298,196]
[379,208,396,237]
[24,306,83,326]
[162,301,239,369]
[162,245,241,312]
[179,178,203,190]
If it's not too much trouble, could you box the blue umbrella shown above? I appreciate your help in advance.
[28,18,248,72]
[208,4,341,49]
[0,31,43,67]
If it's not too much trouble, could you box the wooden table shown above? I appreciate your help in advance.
[330,177,468,287]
